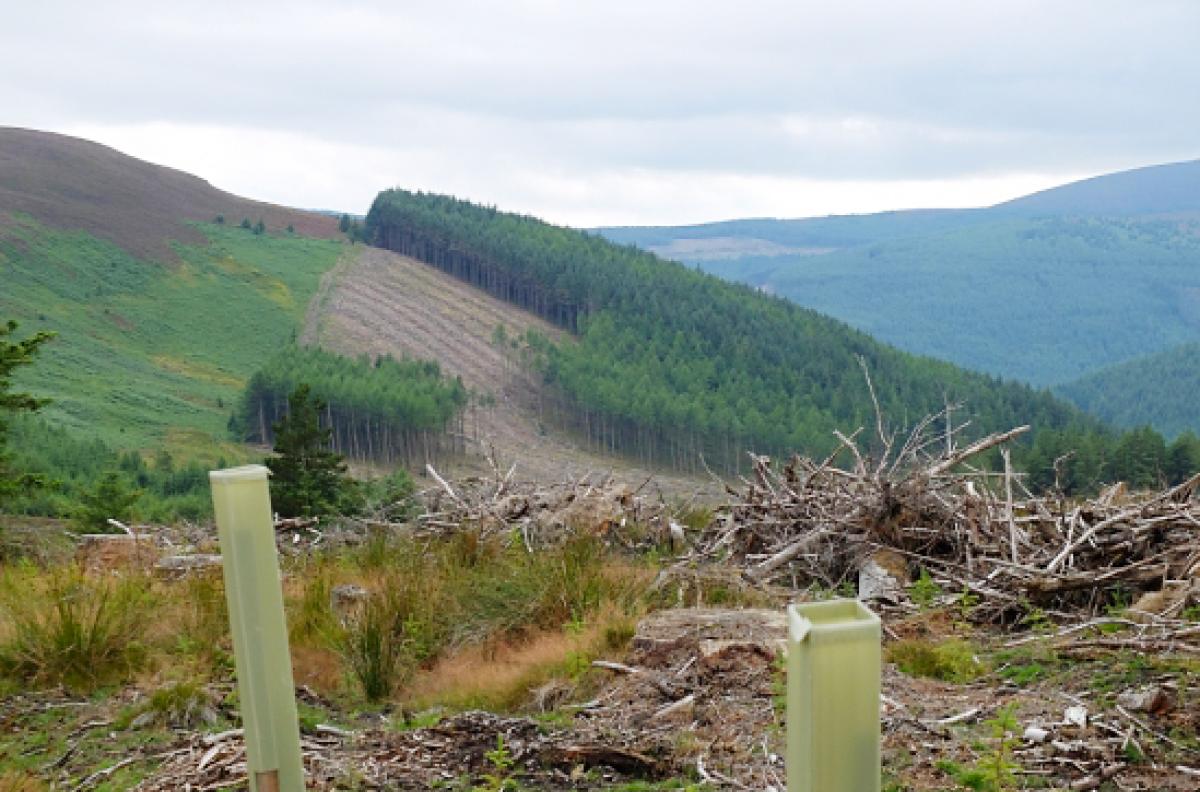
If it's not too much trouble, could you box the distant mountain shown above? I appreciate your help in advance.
[999,159,1200,216]
[1056,343,1200,438]
[596,159,1200,386]
[0,127,338,259]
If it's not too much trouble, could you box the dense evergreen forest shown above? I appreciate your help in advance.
[1056,344,1200,439]
[754,216,1200,386]
[364,190,1116,477]
[237,345,468,465]
[1023,425,1200,494]
[5,415,215,521]
[598,161,1200,389]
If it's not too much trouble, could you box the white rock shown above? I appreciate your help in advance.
[1024,725,1050,743]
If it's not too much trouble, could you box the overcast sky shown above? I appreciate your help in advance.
[5,1,1199,226]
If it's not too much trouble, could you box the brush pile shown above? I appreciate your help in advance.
[686,414,1200,629]
[406,462,672,551]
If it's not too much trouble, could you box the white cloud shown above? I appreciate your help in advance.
[58,121,1081,226]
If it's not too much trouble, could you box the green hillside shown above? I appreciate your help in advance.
[1056,343,1200,438]
[365,189,1105,476]
[757,215,1200,385]
[597,160,1200,387]
[0,215,345,457]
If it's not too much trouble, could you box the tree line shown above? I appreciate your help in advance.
[364,190,1113,477]
[1023,425,1200,495]
[235,345,469,465]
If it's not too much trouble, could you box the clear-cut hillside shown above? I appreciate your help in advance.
[302,245,713,493]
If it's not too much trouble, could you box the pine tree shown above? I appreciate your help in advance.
[1,319,54,507]
[265,384,357,517]
[74,470,142,531]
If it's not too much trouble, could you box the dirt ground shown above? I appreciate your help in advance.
[6,598,1197,791]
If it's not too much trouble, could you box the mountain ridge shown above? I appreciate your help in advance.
[0,126,339,259]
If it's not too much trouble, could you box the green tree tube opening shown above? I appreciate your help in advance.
[210,465,304,792]
[787,599,881,792]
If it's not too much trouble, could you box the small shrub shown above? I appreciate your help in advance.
[886,638,985,683]
[602,617,636,651]
[473,734,518,792]
[0,566,152,690]
[908,568,943,609]
[973,705,1021,791]
[675,505,714,531]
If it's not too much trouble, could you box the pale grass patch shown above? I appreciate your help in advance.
[0,771,47,792]
[408,605,639,712]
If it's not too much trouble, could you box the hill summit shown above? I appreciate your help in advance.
[0,127,337,259]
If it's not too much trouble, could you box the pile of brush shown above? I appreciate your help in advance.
[688,404,1200,630]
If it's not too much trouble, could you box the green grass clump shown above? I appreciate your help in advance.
[0,565,153,691]
[886,638,986,683]
[120,679,220,730]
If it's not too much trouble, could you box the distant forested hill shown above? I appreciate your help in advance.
[365,189,1109,477]
[999,159,1200,216]
[1056,343,1200,438]
[596,159,1200,388]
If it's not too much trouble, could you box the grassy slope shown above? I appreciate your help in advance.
[1,216,345,457]
[1056,342,1200,438]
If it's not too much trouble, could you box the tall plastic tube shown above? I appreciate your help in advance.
[787,598,881,792]
[210,465,304,792]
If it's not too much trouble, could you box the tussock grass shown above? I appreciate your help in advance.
[0,564,153,691]
[0,528,654,710]
[323,531,653,705]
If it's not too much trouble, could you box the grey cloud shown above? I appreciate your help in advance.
[4,0,1199,217]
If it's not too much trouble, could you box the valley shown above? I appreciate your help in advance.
[2,128,1200,792]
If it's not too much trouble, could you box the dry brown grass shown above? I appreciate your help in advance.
[408,605,636,712]
[290,644,345,696]
[0,771,46,792]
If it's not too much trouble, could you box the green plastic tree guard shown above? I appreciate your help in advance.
[210,465,304,792]
[787,599,881,792]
